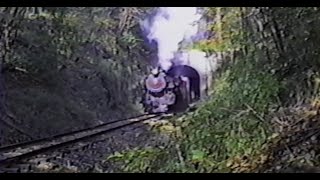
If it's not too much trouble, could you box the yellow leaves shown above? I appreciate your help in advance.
[193,8,243,53]
[258,154,269,164]
[144,119,168,127]
[293,98,320,120]
[175,126,183,138]
[226,159,233,167]
[98,19,116,28]
[158,123,184,138]
[269,133,280,140]
[144,118,184,137]
[143,119,160,127]
[266,133,281,148]
[311,98,320,110]
[160,124,176,133]
[314,77,320,84]
[207,39,225,47]
[302,110,318,119]
[225,153,270,173]
[226,156,252,173]
[226,156,243,168]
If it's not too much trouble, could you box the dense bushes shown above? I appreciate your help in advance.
[106,7,320,173]
[107,50,281,172]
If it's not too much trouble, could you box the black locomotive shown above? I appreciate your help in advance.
[142,65,200,113]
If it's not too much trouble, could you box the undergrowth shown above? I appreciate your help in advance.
[106,7,320,173]
[106,55,282,173]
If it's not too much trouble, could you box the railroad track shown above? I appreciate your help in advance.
[0,113,166,172]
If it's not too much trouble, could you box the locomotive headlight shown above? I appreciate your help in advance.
[151,68,159,75]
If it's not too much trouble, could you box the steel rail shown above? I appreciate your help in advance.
[0,114,163,166]
[0,113,158,152]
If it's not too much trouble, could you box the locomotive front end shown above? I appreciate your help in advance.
[143,67,178,113]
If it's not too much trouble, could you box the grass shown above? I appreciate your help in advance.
[106,55,282,173]
[105,52,320,172]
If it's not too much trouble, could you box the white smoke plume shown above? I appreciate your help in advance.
[142,7,203,71]
[141,7,220,97]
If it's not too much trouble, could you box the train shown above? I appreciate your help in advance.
[142,65,201,114]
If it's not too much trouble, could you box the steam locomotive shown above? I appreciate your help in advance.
[142,66,193,113]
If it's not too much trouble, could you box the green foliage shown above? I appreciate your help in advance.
[193,7,244,53]
[214,58,281,112]
[106,52,281,172]
[106,7,284,173]
[107,147,166,173]
[178,55,279,171]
